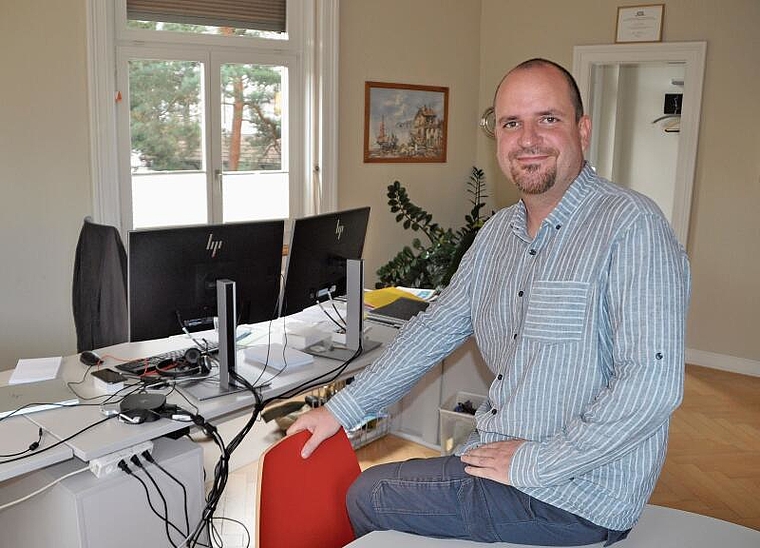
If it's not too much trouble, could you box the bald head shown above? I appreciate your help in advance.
[496,58,584,122]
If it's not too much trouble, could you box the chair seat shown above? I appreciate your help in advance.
[343,505,760,547]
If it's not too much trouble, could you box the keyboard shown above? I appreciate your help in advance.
[115,348,194,375]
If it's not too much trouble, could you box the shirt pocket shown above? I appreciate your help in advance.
[523,280,589,343]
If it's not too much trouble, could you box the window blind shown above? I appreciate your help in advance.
[127,0,286,33]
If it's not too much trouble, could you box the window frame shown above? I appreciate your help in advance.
[86,0,339,232]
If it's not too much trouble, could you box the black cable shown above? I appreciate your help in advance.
[0,414,116,464]
[185,414,229,546]
[142,450,191,538]
[129,455,179,545]
[0,427,43,458]
[184,281,361,545]
[118,460,180,548]
[213,516,251,548]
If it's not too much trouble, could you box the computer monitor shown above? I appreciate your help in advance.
[128,219,285,342]
[280,207,371,317]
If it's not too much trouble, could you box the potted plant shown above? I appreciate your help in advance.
[375,166,491,290]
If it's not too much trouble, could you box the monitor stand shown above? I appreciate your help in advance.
[305,259,382,361]
[180,279,268,402]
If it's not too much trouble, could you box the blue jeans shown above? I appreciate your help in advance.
[347,456,629,546]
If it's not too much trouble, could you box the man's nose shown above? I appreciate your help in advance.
[518,122,540,148]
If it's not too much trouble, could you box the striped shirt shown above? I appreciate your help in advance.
[326,163,691,531]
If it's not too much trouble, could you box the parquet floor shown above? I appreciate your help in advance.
[212,364,760,546]
[647,364,760,530]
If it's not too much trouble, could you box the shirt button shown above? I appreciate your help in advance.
[518,290,524,297]
[555,224,562,230]
[513,333,518,339]
[491,408,497,415]
[656,352,664,360]
[497,374,503,380]
[529,249,537,255]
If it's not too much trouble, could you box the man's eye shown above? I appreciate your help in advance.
[502,120,519,129]
[541,116,559,124]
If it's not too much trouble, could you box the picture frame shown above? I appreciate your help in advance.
[364,81,448,163]
[616,4,664,43]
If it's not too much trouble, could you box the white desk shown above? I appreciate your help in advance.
[0,415,73,482]
[344,505,760,547]
[0,318,395,547]
[1,318,396,473]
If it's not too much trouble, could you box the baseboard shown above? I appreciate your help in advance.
[686,347,760,377]
[388,429,442,453]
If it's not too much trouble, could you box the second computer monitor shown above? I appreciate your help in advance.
[280,207,370,317]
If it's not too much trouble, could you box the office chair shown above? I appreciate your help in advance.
[72,218,129,352]
[256,429,361,548]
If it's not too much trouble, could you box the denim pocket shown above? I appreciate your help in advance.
[523,281,589,343]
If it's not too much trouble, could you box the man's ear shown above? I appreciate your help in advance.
[578,115,592,153]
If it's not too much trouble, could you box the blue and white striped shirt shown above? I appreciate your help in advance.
[326,164,691,531]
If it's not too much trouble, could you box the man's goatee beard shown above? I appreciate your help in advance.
[510,163,557,195]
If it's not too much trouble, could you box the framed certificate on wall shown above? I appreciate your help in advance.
[616,4,664,43]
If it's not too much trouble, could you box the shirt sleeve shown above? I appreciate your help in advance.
[510,213,691,487]
[325,231,486,430]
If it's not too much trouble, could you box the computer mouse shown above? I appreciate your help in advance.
[79,350,103,367]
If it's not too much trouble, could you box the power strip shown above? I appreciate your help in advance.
[88,441,154,478]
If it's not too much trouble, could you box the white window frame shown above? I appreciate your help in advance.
[86,0,339,231]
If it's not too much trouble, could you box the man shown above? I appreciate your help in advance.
[288,58,690,545]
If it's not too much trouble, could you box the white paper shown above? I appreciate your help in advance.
[9,357,62,385]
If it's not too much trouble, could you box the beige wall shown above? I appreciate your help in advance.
[0,0,91,367]
[1,0,759,375]
[477,0,760,372]
[338,0,483,286]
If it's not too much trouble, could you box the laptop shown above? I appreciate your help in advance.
[0,379,79,419]
[366,297,430,328]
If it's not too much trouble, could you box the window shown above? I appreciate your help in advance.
[87,0,339,231]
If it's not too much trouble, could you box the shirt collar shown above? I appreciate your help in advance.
[544,162,595,231]
[511,162,596,238]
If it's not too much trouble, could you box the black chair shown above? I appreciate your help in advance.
[72,218,129,352]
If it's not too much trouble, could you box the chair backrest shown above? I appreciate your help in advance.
[256,429,361,548]
[72,218,128,352]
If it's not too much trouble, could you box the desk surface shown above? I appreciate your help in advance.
[344,505,760,547]
[1,316,397,475]
[0,415,73,482]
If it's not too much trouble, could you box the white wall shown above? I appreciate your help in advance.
[591,63,684,223]
[615,63,683,220]
[0,1,91,368]
[338,0,484,286]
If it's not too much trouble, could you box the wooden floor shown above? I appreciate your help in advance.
[212,364,759,546]
[648,364,760,530]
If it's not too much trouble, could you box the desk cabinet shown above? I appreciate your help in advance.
[0,436,206,548]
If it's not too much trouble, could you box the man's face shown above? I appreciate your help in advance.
[494,65,590,197]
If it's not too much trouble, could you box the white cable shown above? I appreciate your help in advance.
[0,466,90,512]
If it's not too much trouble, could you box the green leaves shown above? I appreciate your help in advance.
[376,166,491,290]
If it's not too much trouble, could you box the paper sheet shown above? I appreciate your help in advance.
[9,356,62,385]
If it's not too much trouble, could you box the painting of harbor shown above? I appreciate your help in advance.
[364,82,448,163]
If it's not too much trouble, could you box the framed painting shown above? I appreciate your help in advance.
[364,81,449,163]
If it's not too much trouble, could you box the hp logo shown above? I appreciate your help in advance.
[206,234,223,257]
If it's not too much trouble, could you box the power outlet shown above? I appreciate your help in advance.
[88,441,154,478]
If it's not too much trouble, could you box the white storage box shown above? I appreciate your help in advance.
[439,391,486,455]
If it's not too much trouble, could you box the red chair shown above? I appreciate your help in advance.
[256,429,361,548]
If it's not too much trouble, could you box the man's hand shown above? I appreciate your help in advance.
[459,440,525,485]
[286,406,341,458]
